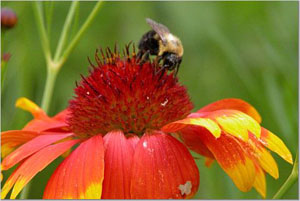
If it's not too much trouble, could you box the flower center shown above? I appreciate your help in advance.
[68,45,193,137]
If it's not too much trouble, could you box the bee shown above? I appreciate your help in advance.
[137,18,184,76]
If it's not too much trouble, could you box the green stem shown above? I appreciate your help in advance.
[54,1,79,62]
[33,2,52,63]
[41,65,58,112]
[273,153,298,199]
[58,1,104,66]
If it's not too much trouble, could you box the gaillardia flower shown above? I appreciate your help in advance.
[1,46,293,199]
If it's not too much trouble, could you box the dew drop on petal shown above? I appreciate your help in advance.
[178,181,192,196]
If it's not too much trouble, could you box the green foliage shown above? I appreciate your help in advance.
[1,1,298,199]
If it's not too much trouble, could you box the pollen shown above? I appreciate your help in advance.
[68,45,193,137]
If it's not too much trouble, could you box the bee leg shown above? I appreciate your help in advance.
[174,65,179,77]
[138,50,150,65]
[157,67,166,80]
[154,56,163,74]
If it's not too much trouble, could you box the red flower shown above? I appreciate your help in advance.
[1,46,293,199]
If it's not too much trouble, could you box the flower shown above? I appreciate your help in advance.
[1,8,17,29]
[1,46,293,199]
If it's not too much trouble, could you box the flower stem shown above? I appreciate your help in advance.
[54,1,79,62]
[58,1,104,66]
[33,1,52,63]
[41,66,58,112]
[272,153,298,199]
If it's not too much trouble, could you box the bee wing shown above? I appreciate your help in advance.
[146,18,170,46]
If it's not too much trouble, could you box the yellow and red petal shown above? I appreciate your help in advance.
[248,132,279,179]
[130,131,199,199]
[260,128,293,164]
[1,140,79,199]
[1,130,40,158]
[102,131,139,199]
[196,98,262,123]
[162,117,221,138]
[2,133,73,170]
[253,165,266,198]
[199,131,257,192]
[43,135,105,199]
[203,109,261,141]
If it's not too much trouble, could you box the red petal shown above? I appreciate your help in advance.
[130,131,199,199]
[53,109,70,121]
[23,119,68,132]
[1,140,79,199]
[1,130,40,158]
[101,131,139,199]
[195,98,262,123]
[179,126,214,158]
[2,133,73,170]
[43,135,105,199]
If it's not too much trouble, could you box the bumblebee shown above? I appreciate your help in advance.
[137,18,184,76]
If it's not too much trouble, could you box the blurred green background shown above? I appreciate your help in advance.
[1,1,298,199]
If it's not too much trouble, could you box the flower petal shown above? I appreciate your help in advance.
[260,128,293,164]
[253,165,266,198]
[1,130,40,158]
[204,109,261,141]
[2,133,73,170]
[130,131,199,199]
[162,117,221,138]
[179,126,214,158]
[15,97,47,119]
[43,135,105,199]
[196,98,262,123]
[102,131,139,199]
[248,132,278,179]
[200,132,257,192]
[1,140,79,199]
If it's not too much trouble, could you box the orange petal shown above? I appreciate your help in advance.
[162,117,221,138]
[2,133,73,170]
[130,131,199,199]
[248,133,278,179]
[15,97,47,119]
[200,132,257,192]
[260,128,293,164]
[43,135,105,199]
[1,140,79,199]
[196,98,262,123]
[22,119,68,132]
[253,165,266,198]
[205,109,261,141]
[102,131,139,199]
[1,130,40,158]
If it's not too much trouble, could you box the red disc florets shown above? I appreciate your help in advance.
[68,45,193,137]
